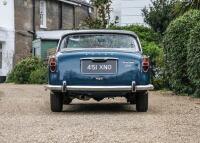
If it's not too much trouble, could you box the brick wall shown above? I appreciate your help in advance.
[35,0,60,31]
[14,0,33,63]
[75,5,89,28]
[14,0,90,64]
[62,4,74,29]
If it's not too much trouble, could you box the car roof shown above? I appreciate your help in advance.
[36,30,138,40]
[60,29,138,38]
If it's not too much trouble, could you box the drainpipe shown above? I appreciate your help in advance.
[73,5,76,29]
[32,0,36,39]
[59,1,63,29]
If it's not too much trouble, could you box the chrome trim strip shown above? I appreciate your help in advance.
[135,84,154,91]
[67,85,132,91]
[80,57,119,60]
[60,48,138,53]
[57,30,141,52]
[45,84,154,92]
[45,85,62,91]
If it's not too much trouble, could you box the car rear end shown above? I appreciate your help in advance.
[46,30,154,112]
[49,50,151,90]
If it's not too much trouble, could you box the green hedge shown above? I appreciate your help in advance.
[187,23,200,97]
[7,57,48,84]
[143,42,164,89]
[110,25,160,45]
[163,10,200,94]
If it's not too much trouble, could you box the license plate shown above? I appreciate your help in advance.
[81,59,117,74]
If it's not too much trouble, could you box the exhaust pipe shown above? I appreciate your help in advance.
[78,95,90,101]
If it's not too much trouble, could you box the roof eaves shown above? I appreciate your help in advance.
[58,0,80,6]
[58,0,91,7]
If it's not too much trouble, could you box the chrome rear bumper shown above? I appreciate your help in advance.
[45,84,154,92]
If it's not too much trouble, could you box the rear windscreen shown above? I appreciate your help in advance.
[60,34,139,51]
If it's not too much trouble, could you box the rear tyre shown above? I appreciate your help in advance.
[128,95,136,104]
[50,92,63,112]
[136,92,148,112]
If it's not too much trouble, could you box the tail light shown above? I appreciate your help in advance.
[49,56,56,72]
[142,56,149,72]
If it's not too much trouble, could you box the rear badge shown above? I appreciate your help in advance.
[123,61,135,68]
[95,77,104,81]
[123,61,135,64]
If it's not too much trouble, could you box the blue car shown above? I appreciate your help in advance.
[46,30,154,112]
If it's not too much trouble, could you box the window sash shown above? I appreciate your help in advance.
[0,43,2,69]
[40,0,46,28]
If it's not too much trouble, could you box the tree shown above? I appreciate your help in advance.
[191,0,200,8]
[81,0,112,29]
[175,0,200,14]
[142,0,178,34]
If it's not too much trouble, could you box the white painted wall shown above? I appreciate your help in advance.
[110,0,151,26]
[0,0,15,77]
[0,0,14,30]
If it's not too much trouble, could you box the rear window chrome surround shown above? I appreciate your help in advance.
[57,30,142,53]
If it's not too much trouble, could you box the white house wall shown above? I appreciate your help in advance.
[0,0,15,77]
[0,0,14,30]
[110,0,151,26]
[0,28,15,76]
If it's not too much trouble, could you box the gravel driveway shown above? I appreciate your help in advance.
[0,84,200,143]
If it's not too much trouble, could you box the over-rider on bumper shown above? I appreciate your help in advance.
[45,81,154,92]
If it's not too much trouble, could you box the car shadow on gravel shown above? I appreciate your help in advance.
[62,103,137,113]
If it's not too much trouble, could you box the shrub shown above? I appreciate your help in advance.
[110,25,160,45]
[143,42,164,89]
[29,67,48,84]
[163,10,200,94]
[143,42,163,66]
[81,18,105,29]
[7,57,46,84]
[187,23,200,97]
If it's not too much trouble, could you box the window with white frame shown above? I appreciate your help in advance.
[0,43,2,69]
[40,0,47,28]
